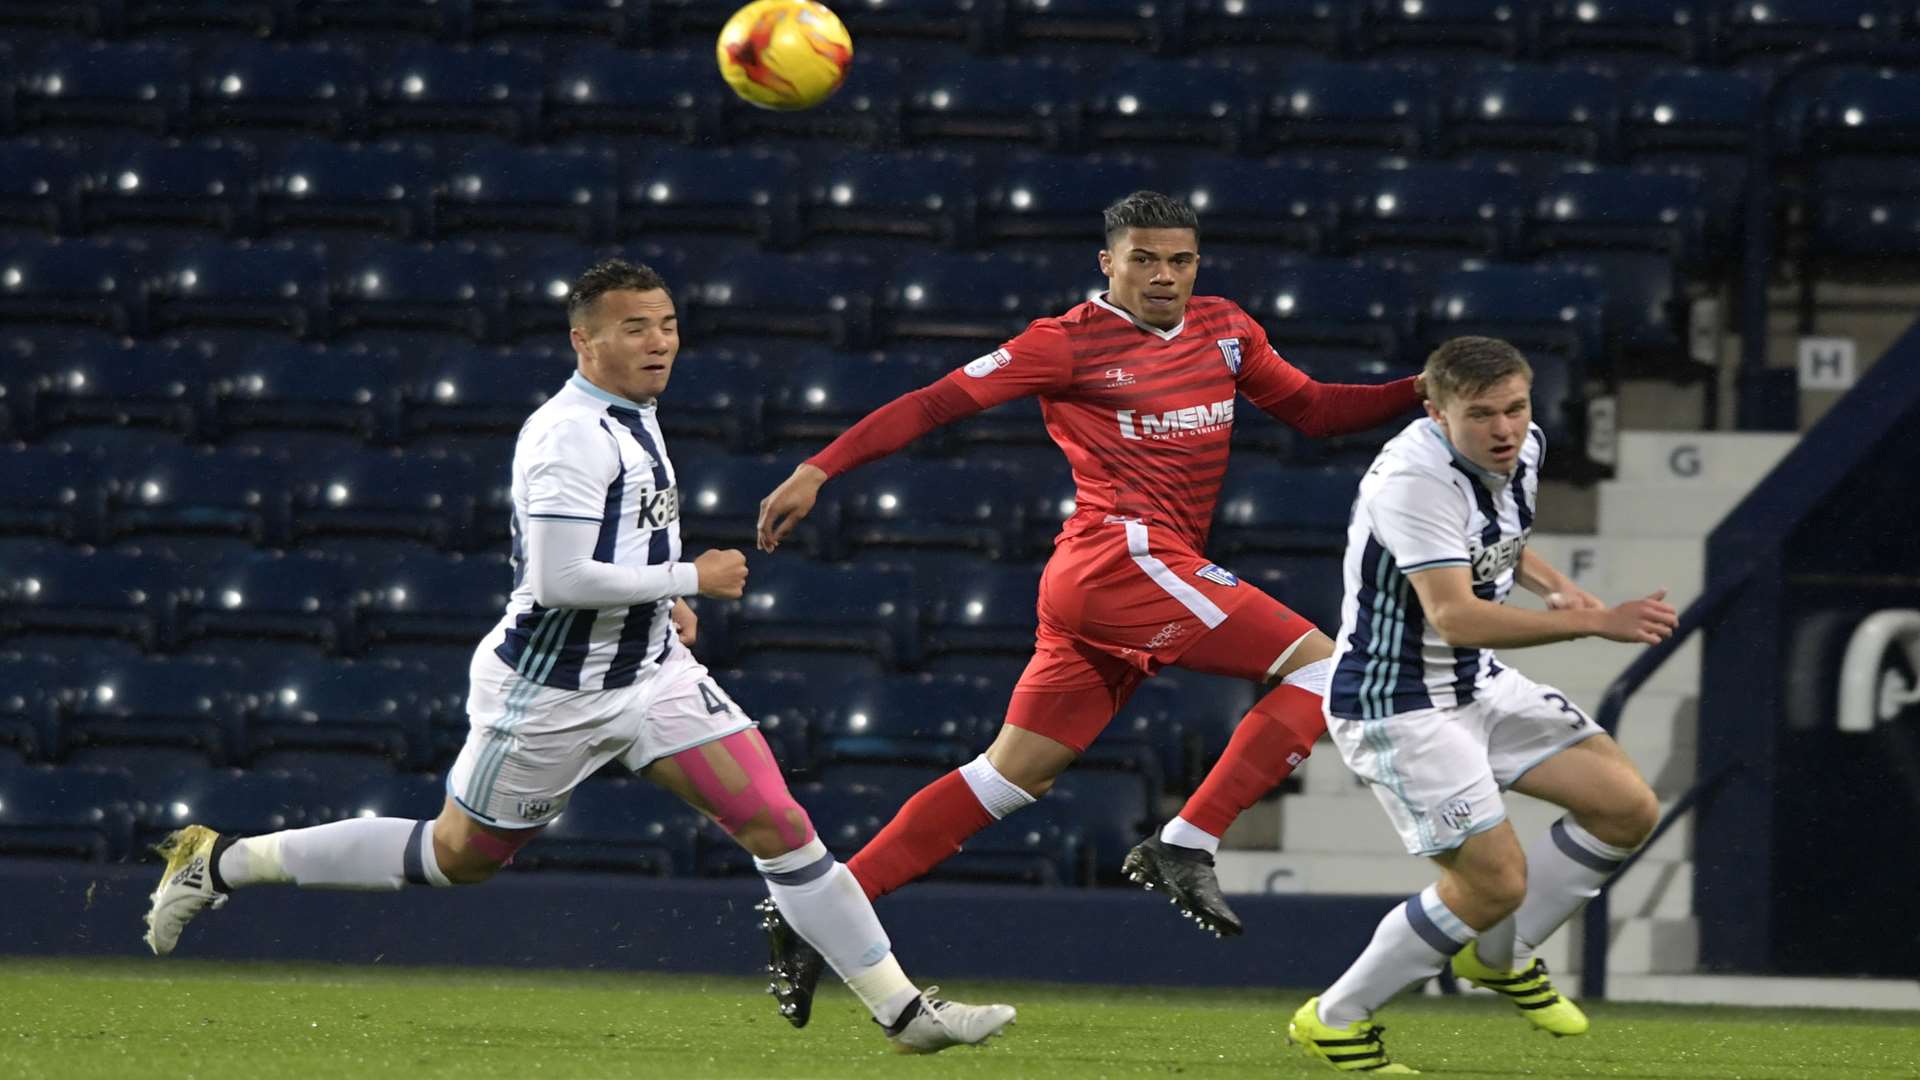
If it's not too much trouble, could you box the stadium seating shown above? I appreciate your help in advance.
[18,43,189,134]
[1537,0,1707,63]
[903,58,1084,152]
[1526,167,1706,263]
[716,562,918,673]
[404,348,564,437]
[882,253,1073,342]
[761,351,936,448]
[173,551,355,656]
[128,767,334,849]
[616,145,801,247]
[83,138,257,236]
[1342,163,1524,257]
[921,562,1043,663]
[369,46,542,140]
[982,154,1159,241]
[1085,60,1255,154]
[1187,0,1351,55]
[1259,62,1439,156]
[1421,263,1604,372]
[812,672,1000,767]
[246,657,432,770]
[0,140,85,234]
[1235,257,1419,364]
[1213,463,1367,555]
[649,346,766,452]
[0,238,151,336]
[802,150,980,247]
[259,142,438,240]
[0,652,58,762]
[1361,0,1528,58]
[101,445,293,548]
[1782,67,1920,157]
[546,48,723,141]
[0,548,177,653]
[518,777,703,875]
[835,458,1027,561]
[211,344,404,442]
[22,340,214,441]
[691,251,878,348]
[330,241,503,342]
[291,450,480,550]
[1007,0,1178,54]
[1720,0,1899,62]
[471,0,645,45]
[1183,159,1340,252]
[0,765,136,860]
[52,654,243,770]
[436,144,618,243]
[152,241,331,339]
[676,453,828,555]
[352,552,513,651]
[190,43,369,137]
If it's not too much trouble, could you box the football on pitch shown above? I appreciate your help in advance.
[716,1,854,111]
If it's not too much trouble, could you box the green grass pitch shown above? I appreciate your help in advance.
[4,958,1915,1078]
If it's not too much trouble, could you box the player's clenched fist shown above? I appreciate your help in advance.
[1595,589,1679,645]
[693,548,749,599]
[757,463,827,553]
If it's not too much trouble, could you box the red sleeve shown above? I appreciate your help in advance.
[804,320,1075,479]
[1236,317,1421,438]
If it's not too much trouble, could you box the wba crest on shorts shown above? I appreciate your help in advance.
[1441,798,1474,831]
[1196,563,1239,587]
[1216,338,1243,374]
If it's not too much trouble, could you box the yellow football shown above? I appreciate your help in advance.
[716,0,855,111]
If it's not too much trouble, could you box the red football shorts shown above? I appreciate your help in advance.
[1004,519,1320,752]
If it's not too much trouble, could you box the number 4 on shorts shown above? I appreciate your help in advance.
[698,682,731,716]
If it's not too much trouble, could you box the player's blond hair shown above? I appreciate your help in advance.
[1423,337,1533,405]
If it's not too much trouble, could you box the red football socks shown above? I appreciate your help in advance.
[846,770,995,902]
[1175,683,1325,839]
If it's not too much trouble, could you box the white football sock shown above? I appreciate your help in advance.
[957,753,1037,820]
[1319,885,1477,1028]
[220,818,449,890]
[1478,816,1634,971]
[1158,816,1220,855]
[756,837,919,1026]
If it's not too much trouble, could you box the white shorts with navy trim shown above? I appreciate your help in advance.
[447,637,754,829]
[1326,666,1601,856]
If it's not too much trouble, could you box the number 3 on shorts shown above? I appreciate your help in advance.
[698,682,731,717]
[1542,691,1590,729]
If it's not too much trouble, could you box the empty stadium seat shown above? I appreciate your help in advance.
[19,43,189,134]
[792,780,899,856]
[291,450,480,550]
[0,447,104,543]
[472,0,646,43]
[1806,159,1920,259]
[0,765,136,860]
[762,353,936,448]
[0,549,176,652]
[1783,67,1920,157]
[332,241,504,342]
[1422,264,1604,372]
[129,767,333,848]
[803,150,980,247]
[174,551,354,655]
[1188,0,1352,54]
[247,657,431,769]
[676,454,824,555]
[726,56,904,148]
[691,252,877,348]
[211,343,404,441]
[370,45,542,139]
[1233,553,1347,635]
[616,145,800,247]
[922,562,1042,662]
[1363,0,1528,56]
[1445,64,1621,159]
[1622,67,1761,157]
[1046,767,1153,879]
[1537,0,1707,62]
[0,140,85,234]
[353,552,512,651]
[1343,163,1524,257]
[546,48,723,141]
[1213,463,1366,554]
[84,138,258,236]
[719,562,918,672]
[650,347,766,452]
[126,0,283,38]
[1106,671,1256,790]
[1236,257,1419,364]
[708,666,815,770]
[1721,0,1899,61]
[904,57,1084,152]
[983,154,1158,242]
[836,458,1027,561]
[152,241,330,338]
[938,798,1088,885]
[102,445,292,548]
[54,655,244,769]
[336,771,447,820]
[517,777,702,876]
[1546,251,1681,356]
[0,238,152,336]
[1007,0,1178,53]
[1260,62,1439,156]
[1527,167,1706,262]
[0,651,58,761]
[1085,60,1254,154]
[260,142,437,240]
[296,0,475,38]
[23,339,216,439]
[191,42,368,137]
[404,348,563,437]
[882,253,1070,342]
[813,672,1000,767]
[437,144,617,243]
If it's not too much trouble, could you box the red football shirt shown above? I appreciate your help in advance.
[944,293,1309,552]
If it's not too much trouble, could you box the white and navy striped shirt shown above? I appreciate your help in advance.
[1328,417,1543,721]
[481,372,687,691]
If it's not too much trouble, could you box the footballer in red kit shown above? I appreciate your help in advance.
[752,192,1425,1024]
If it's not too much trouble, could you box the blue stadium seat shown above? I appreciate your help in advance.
[617,145,800,247]
[1007,0,1178,53]
[53,655,244,770]
[719,562,918,672]
[904,57,1084,152]
[174,551,354,655]
[1107,671,1257,790]
[0,549,176,652]
[809,0,991,47]
[0,651,59,761]
[1085,60,1254,153]
[1807,159,1920,259]
[126,0,283,37]
[1782,67,1920,156]
[472,0,647,43]
[792,780,899,856]
[153,241,330,339]
[1046,768,1152,879]
[101,445,292,548]
[260,142,437,240]
[337,771,447,821]
[1188,0,1353,54]
[1527,167,1706,262]
[651,346,766,452]
[1234,257,1418,364]
[332,241,504,342]
[0,0,120,34]
[499,246,598,340]
[83,138,258,236]
[1343,163,1524,257]
[1546,252,1681,357]
[291,450,480,550]
[882,253,1070,342]
[1623,67,1761,157]
[295,0,475,36]
[1360,0,1526,57]
[762,353,936,448]
[939,799,1088,885]
[520,778,702,876]
[1233,553,1347,635]
[129,767,333,848]
[813,672,999,767]
[1537,0,1707,63]
[803,150,980,247]
[837,458,1027,562]
[1260,62,1439,155]
[211,343,404,441]
[0,141,85,234]
[0,766,136,860]
[191,43,367,137]
[353,552,513,651]
[0,238,152,336]
[19,43,189,134]
[708,666,814,771]
[437,144,617,243]
[922,562,1042,661]
[692,252,877,348]
[983,154,1158,241]
[675,454,825,555]
[1422,264,1604,372]
[1444,64,1621,159]
[546,48,722,141]
[726,56,904,149]
[247,658,430,768]
[1213,463,1366,554]
[404,348,563,437]
[370,45,541,139]
[1721,0,1898,61]
[23,340,216,440]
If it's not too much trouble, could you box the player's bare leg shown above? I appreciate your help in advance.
[1126,625,1336,937]
[647,730,1014,1051]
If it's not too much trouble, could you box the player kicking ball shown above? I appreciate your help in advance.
[1287,337,1676,1073]
[142,259,1014,1056]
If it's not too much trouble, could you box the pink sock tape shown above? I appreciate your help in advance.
[672,729,816,849]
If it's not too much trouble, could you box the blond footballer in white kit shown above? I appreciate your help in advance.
[1288,337,1679,1075]
[142,259,1014,1055]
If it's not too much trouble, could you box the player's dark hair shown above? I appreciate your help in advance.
[1102,190,1199,247]
[567,259,671,325]
[1423,337,1533,405]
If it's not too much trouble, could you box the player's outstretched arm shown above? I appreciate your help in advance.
[1407,565,1677,650]
[1516,548,1605,611]
[757,464,828,553]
